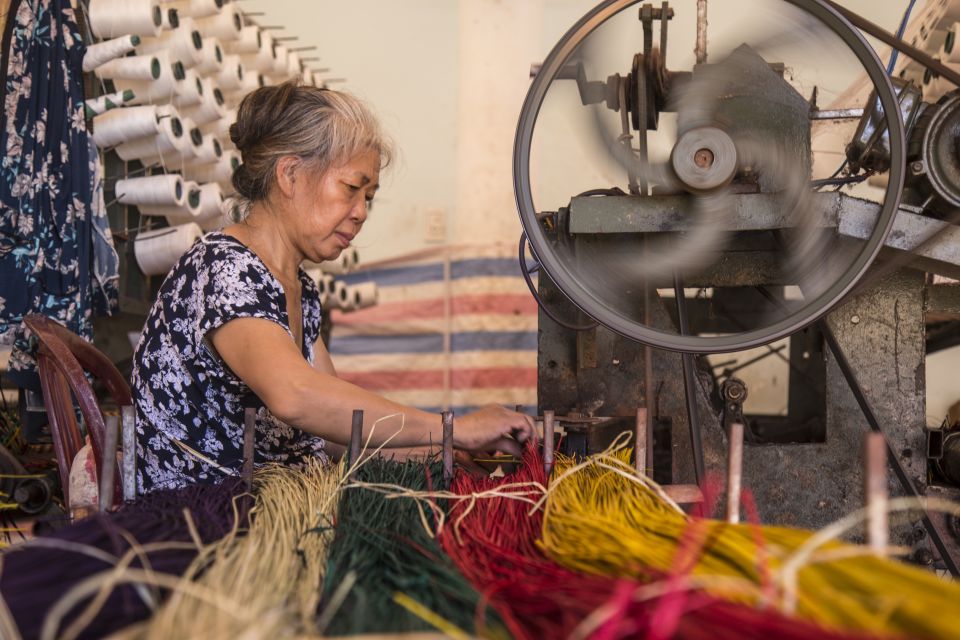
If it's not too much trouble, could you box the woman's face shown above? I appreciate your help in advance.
[290,148,380,263]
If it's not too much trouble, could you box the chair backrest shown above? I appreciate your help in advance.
[23,314,132,508]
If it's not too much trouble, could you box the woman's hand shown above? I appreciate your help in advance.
[454,405,536,457]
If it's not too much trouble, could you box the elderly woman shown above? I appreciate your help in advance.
[132,81,533,493]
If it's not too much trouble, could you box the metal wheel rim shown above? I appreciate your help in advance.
[513,0,906,354]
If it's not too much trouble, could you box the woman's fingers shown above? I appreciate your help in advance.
[487,436,523,458]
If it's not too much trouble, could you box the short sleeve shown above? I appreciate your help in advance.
[196,244,289,348]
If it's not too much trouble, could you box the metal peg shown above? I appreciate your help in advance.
[543,410,555,479]
[635,407,647,474]
[121,406,136,502]
[242,408,256,491]
[725,421,744,524]
[348,409,364,476]
[442,411,454,483]
[99,415,119,512]
[865,432,888,556]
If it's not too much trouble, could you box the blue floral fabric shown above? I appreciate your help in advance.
[0,0,118,390]
[132,232,329,494]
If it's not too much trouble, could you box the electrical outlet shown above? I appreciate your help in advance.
[424,208,446,243]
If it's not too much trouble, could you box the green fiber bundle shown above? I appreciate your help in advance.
[321,458,504,637]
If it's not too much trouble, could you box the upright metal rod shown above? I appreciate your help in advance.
[442,411,455,484]
[674,276,706,487]
[635,407,647,474]
[695,0,708,64]
[643,239,655,476]
[725,422,744,524]
[348,410,364,476]
[821,321,959,576]
[121,405,136,502]
[99,415,119,512]
[865,432,889,557]
[543,410,556,480]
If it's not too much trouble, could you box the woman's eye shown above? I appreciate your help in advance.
[345,183,360,191]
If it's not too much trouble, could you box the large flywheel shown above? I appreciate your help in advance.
[514,0,906,354]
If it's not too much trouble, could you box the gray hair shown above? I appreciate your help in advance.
[228,80,392,220]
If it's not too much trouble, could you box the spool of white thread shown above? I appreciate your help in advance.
[172,69,205,107]
[349,282,379,310]
[328,280,353,311]
[239,30,274,73]
[285,52,302,80]
[226,25,261,54]
[114,115,188,162]
[83,35,141,72]
[160,5,179,29]
[270,44,289,77]
[92,104,170,147]
[141,181,202,223]
[940,24,960,64]
[195,3,243,42]
[181,82,226,126]
[196,182,224,221]
[84,90,137,117]
[215,55,244,91]
[166,0,223,19]
[135,223,202,276]
[190,133,222,164]
[301,67,316,87]
[231,68,263,98]
[200,108,235,145]
[182,150,238,184]
[137,20,203,68]
[117,174,186,207]
[94,54,162,82]
[193,37,224,76]
[319,252,351,276]
[117,58,186,105]
[88,0,162,38]
[317,273,335,307]
[347,247,360,271]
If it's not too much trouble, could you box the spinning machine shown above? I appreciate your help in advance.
[515,0,960,572]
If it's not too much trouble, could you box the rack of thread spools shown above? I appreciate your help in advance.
[896,0,960,99]
[78,0,330,319]
[302,247,380,346]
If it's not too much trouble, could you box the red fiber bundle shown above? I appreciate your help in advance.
[440,447,895,640]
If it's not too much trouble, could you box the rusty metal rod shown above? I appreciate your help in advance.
[725,421,744,524]
[543,410,556,479]
[442,411,455,484]
[348,409,364,475]
[695,0,708,65]
[635,407,647,474]
[865,431,889,556]
[99,415,119,512]
[121,405,136,502]
[242,408,256,492]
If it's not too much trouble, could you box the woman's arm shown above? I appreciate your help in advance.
[209,317,534,454]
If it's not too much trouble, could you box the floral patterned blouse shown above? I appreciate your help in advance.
[132,232,328,494]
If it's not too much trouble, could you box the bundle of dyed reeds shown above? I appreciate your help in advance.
[128,459,342,639]
[541,449,960,640]
[440,446,890,640]
[0,478,249,640]
[322,456,506,637]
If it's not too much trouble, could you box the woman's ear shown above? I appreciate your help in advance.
[274,156,302,198]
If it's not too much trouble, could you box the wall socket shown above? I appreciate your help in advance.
[424,208,446,243]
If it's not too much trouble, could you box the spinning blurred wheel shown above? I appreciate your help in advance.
[514,0,906,353]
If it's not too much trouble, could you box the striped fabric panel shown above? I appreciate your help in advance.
[328,244,538,414]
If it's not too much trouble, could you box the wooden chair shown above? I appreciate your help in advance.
[23,314,131,507]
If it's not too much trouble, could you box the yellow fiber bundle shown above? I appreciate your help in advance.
[136,459,343,639]
[541,450,960,640]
